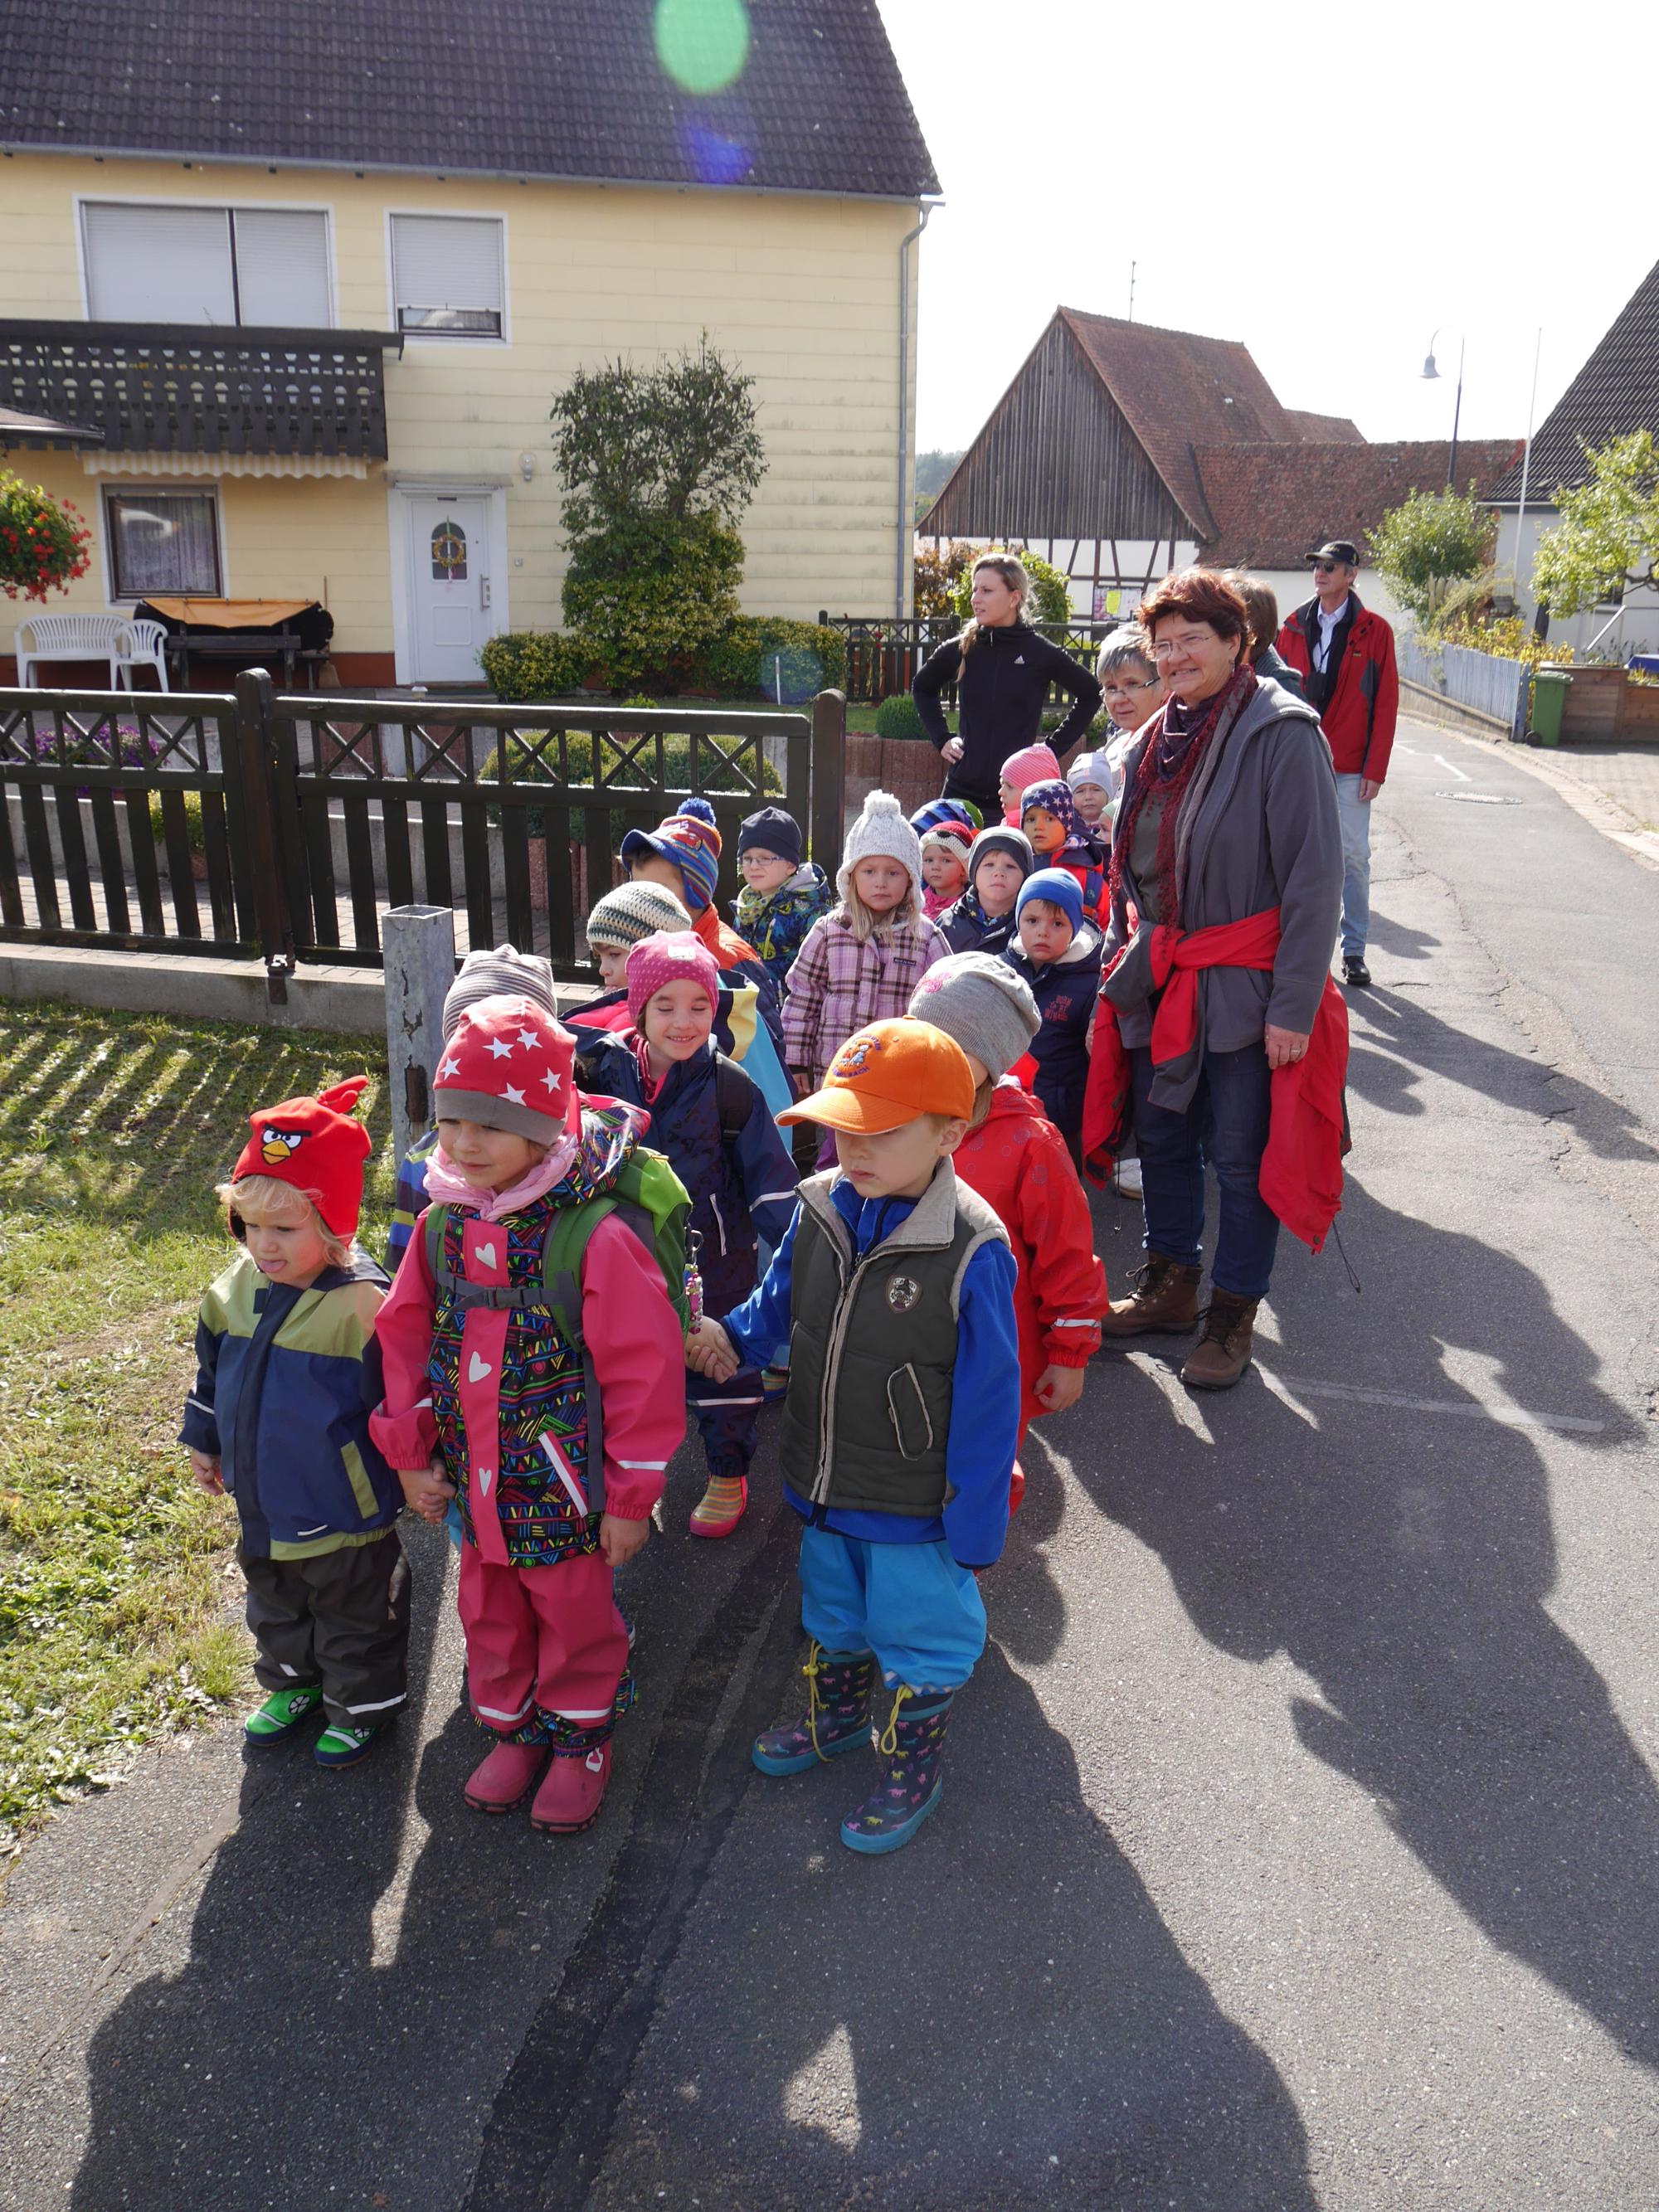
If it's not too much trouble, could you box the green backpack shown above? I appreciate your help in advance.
[421,1146,694,1518]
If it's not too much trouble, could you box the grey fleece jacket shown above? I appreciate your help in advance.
[1101,676,1341,1104]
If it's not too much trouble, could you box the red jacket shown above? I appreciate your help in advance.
[1276,594,1399,781]
[1082,907,1350,1253]
[952,1080,1107,1428]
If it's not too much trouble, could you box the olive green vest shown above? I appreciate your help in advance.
[777,1164,1009,1519]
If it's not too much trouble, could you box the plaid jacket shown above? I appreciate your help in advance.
[781,909,947,1082]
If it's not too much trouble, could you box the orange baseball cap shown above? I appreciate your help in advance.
[779,1018,975,1133]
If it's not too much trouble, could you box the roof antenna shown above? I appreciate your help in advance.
[1128,260,1136,322]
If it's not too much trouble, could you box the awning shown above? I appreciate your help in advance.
[139,596,319,628]
[80,450,370,481]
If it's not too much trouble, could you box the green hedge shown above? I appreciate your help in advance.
[479,727,782,838]
[873,692,927,741]
[479,616,845,704]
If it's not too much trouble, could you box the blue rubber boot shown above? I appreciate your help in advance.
[752,1644,874,1776]
[839,1688,955,1855]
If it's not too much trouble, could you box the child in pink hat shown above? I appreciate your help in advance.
[371,995,686,1836]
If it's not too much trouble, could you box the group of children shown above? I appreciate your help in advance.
[183,775,1113,1856]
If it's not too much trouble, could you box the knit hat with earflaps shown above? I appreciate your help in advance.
[625,929,722,1023]
[584,881,693,953]
[441,943,557,1044]
[908,953,1039,1082]
[618,811,721,912]
[433,995,577,1145]
[836,790,922,902]
[231,1075,373,1241]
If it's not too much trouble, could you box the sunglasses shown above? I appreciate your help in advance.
[1311,560,1340,575]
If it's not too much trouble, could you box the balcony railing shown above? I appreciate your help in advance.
[0,321,404,459]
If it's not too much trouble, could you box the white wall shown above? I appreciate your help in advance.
[1494,510,1659,659]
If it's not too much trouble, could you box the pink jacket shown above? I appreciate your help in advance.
[370,1207,684,1536]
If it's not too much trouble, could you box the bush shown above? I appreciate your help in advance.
[693,617,847,701]
[1370,484,1494,625]
[479,630,595,701]
[913,538,980,621]
[0,470,92,602]
[1434,615,1570,670]
[873,693,927,741]
[148,785,206,856]
[949,545,1073,625]
[479,725,781,839]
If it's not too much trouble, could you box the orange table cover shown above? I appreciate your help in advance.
[143,597,318,628]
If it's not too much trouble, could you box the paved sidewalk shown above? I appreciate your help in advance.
[1452,722,1659,856]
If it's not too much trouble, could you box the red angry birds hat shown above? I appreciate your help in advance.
[231,1075,372,1240]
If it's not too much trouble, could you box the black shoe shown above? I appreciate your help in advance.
[1342,955,1371,987]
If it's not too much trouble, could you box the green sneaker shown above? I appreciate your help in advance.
[244,1685,323,1747]
[313,1722,382,1769]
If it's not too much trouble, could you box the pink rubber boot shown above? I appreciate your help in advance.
[464,1738,547,1813]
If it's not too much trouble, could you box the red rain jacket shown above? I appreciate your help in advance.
[1275,596,1399,781]
[1082,907,1350,1252]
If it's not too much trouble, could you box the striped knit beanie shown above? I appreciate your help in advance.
[584,881,693,953]
[441,943,558,1044]
[620,811,722,912]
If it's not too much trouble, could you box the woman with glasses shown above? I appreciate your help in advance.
[1083,568,1345,1391]
[912,551,1103,827]
[1093,627,1166,821]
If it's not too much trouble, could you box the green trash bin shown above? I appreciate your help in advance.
[1530,666,1571,747]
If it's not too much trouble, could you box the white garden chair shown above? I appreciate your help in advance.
[115,618,170,693]
[14,612,127,688]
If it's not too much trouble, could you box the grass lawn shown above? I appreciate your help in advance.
[0,1003,392,1864]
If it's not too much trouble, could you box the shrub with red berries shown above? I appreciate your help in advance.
[0,470,94,603]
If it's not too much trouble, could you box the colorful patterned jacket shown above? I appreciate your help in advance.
[781,909,948,1084]
[370,1104,686,1568]
[732,863,834,994]
[181,1249,399,1561]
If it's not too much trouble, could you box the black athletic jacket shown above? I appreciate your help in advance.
[912,625,1102,812]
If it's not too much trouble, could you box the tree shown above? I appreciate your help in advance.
[549,336,766,688]
[1370,484,1494,625]
[1530,430,1659,619]
[948,544,1073,625]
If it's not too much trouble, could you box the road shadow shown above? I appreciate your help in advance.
[1365,913,1442,962]
[1081,1179,1659,2071]
[586,1641,1320,2212]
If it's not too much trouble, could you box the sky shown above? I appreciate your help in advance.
[875,0,1657,463]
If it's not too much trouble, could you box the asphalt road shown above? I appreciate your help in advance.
[2,713,1657,2210]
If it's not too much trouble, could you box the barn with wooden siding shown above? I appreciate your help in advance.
[920,306,1350,613]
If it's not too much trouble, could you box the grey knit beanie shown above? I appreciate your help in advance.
[907,952,1039,1081]
[583,880,693,952]
[966,824,1034,889]
[441,942,558,1043]
[836,790,922,902]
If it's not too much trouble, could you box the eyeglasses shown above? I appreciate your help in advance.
[1102,675,1159,693]
[1149,634,1216,660]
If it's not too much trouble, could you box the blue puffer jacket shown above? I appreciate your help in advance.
[572,1033,800,1309]
[1001,923,1104,1140]
[180,1249,401,1560]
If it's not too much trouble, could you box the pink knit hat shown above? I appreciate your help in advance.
[625,929,720,1023]
[1000,743,1063,824]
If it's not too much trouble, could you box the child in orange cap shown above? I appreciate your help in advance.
[182,1077,410,1768]
[688,1018,1019,1856]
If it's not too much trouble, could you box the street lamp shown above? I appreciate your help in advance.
[1421,328,1466,489]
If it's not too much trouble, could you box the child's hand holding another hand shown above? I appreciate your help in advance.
[399,1456,456,1526]
[187,1447,223,1494]
[685,1317,739,1383]
[599,1513,649,1568]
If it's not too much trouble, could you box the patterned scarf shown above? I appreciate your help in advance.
[1109,664,1257,928]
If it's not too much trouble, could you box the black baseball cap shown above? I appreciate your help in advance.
[1306,540,1360,566]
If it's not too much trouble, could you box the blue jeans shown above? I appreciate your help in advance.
[1131,1042,1281,1301]
[1334,772,1372,960]
[798,1527,985,1692]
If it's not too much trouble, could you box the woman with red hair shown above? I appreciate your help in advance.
[1085,568,1345,1389]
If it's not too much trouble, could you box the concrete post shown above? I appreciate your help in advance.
[382,903,456,1171]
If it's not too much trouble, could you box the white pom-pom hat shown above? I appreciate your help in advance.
[836,789,924,902]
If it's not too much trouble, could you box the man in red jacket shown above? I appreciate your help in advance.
[1275,539,1399,988]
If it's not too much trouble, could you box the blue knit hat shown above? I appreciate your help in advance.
[1016,867,1083,932]
[909,795,983,837]
[618,811,721,912]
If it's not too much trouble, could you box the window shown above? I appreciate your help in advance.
[390,214,504,339]
[105,490,222,599]
[82,202,332,327]
[431,517,469,580]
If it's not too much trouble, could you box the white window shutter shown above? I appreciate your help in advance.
[390,215,504,335]
[84,203,236,324]
[232,210,333,328]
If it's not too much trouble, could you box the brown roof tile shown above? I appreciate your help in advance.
[1287,409,1366,443]
[1196,438,1523,570]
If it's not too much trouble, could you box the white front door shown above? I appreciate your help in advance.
[402,492,495,684]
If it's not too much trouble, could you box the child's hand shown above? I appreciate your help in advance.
[789,1069,813,1100]
[187,1447,223,1495]
[599,1513,649,1568]
[686,1317,739,1383]
[1034,1362,1086,1414]
[400,1456,455,1526]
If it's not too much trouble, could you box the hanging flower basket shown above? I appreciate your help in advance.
[0,470,94,603]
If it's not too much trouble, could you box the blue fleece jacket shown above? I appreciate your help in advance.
[721,1175,1020,1568]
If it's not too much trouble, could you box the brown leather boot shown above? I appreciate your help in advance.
[1101,1252,1203,1337]
[1180,1291,1260,1389]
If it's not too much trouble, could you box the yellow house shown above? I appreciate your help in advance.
[0,0,937,688]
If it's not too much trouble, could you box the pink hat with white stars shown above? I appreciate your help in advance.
[432,994,577,1143]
